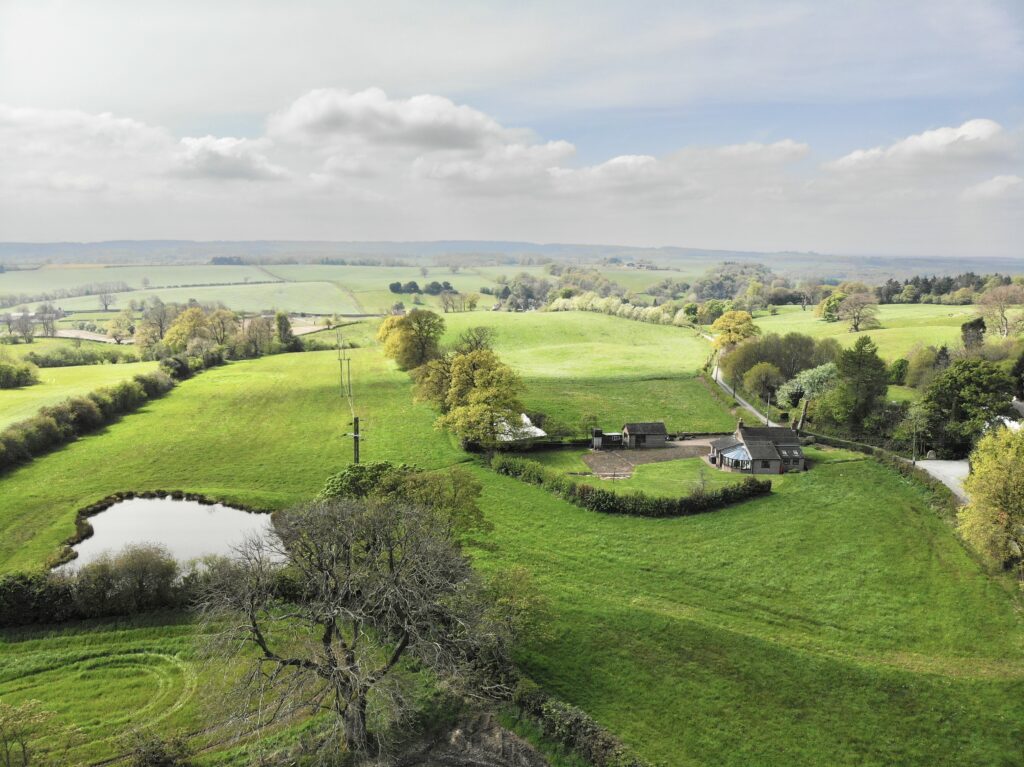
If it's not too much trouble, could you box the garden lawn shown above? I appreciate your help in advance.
[0,360,158,429]
[752,304,979,361]
[440,312,735,433]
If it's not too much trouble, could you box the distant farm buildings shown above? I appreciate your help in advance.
[709,422,805,474]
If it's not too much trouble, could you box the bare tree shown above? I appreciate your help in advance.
[837,292,880,333]
[141,297,176,340]
[13,314,34,343]
[979,284,1024,338]
[198,499,511,760]
[35,303,58,337]
[0,699,82,766]
[98,292,115,311]
[242,316,275,356]
[207,308,239,345]
[439,290,457,313]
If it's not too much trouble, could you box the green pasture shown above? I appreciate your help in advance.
[753,304,979,360]
[467,463,1024,766]
[0,264,268,295]
[0,336,122,360]
[0,360,158,429]
[440,312,733,433]
[0,313,1023,764]
[32,281,362,315]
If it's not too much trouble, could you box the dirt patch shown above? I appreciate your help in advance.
[399,713,549,767]
[582,440,715,479]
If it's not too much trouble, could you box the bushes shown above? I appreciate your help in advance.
[0,545,189,627]
[490,454,771,518]
[0,358,38,388]
[513,678,650,767]
[24,345,136,367]
[0,375,176,472]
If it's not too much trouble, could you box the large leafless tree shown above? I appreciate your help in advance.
[837,292,880,333]
[199,498,511,761]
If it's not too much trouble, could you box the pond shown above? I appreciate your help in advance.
[65,497,274,568]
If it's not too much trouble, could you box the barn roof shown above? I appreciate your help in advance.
[622,422,668,435]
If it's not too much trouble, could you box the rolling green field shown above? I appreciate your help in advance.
[754,304,979,361]
[0,264,269,294]
[441,312,733,433]
[32,281,363,315]
[1,336,124,359]
[1,312,1023,765]
[0,360,158,429]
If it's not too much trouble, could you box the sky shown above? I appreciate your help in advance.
[0,0,1022,257]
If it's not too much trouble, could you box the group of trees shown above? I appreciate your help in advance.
[875,272,1016,305]
[124,298,304,371]
[376,312,529,449]
[388,279,455,295]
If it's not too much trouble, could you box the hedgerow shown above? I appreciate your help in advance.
[513,678,651,767]
[0,370,175,471]
[490,453,771,518]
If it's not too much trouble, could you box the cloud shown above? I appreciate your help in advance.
[269,87,521,150]
[962,174,1024,201]
[827,119,1007,171]
[0,95,1021,257]
[172,136,287,181]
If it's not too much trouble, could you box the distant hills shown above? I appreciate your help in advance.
[0,240,1021,281]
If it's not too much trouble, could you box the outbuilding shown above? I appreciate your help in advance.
[621,422,668,449]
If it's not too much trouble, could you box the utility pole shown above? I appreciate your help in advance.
[352,416,360,464]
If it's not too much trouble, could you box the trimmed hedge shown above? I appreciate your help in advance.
[0,358,38,388]
[0,370,175,472]
[513,679,650,767]
[490,454,771,518]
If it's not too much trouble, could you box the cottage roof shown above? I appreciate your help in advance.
[738,425,801,445]
[622,422,668,435]
[745,441,781,460]
[710,436,740,451]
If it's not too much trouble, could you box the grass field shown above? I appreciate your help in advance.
[754,304,979,361]
[0,264,269,295]
[440,312,734,433]
[0,337,124,359]
[1,312,1023,765]
[0,360,158,429]
[32,281,362,315]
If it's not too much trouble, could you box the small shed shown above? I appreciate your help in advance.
[621,422,668,449]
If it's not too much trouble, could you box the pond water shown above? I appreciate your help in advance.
[65,497,274,568]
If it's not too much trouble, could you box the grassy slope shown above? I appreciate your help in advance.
[0,361,158,429]
[1,314,1023,765]
[0,350,464,572]
[754,304,978,361]
[441,312,734,432]
[467,465,1024,767]
[38,281,361,314]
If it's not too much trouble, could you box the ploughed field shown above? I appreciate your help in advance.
[1,312,1023,765]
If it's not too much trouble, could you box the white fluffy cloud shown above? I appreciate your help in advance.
[269,87,521,150]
